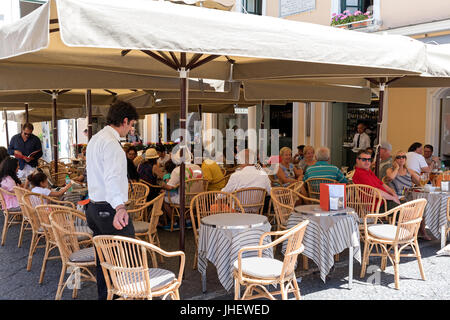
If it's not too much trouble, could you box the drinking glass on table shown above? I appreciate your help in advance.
[419,173,429,187]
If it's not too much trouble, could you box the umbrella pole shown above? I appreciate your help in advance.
[25,103,29,124]
[179,53,188,252]
[3,110,9,148]
[75,118,78,158]
[86,89,92,141]
[374,82,385,177]
[52,91,58,174]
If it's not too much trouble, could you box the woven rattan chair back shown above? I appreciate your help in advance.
[0,187,23,246]
[280,220,309,280]
[232,187,267,214]
[127,200,154,222]
[270,187,296,230]
[346,184,386,221]
[49,210,82,262]
[391,199,427,243]
[304,178,338,200]
[22,192,44,231]
[93,235,185,300]
[287,181,304,194]
[148,193,164,235]
[128,182,150,206]
[13,186,30,219]
[35,204,70,243]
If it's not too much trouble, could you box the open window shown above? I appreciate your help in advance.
[242,0,262,15]
[340,0,373,14]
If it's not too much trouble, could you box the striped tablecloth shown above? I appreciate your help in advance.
[198,213,273,292]
[407,190,449,241]
[283,208,361,283]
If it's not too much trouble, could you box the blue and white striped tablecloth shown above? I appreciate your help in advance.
[283,211,360,283]
[198,214,273,292]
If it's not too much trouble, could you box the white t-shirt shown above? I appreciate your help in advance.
[406,152,428,174]
[31,186,51,197]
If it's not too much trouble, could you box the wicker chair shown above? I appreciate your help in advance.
[40,165,70,187]
[34,204,91,284]
[360,199,427,289]
[287,180,304,194]
[128,182,150,207]
[232,187,267,214]
[190,191,245,269]
[0,187,23,246]
[270,187,318,232]
[93,235,185,300]
[13,186,37,248]
[127,194,165,267]
[233,220,309,300]
[270,187,318,270]
[49,210,96,300]
[304,178,338,200]
[166,178,209,232]
[346,184,387,234]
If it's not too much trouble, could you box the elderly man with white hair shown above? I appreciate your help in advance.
[221,149,271,194]
[302,147,347,183]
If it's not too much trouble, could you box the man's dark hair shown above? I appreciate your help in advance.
[22,123,34,131]
[106,100,138,127]
[155,144,166,153]
[408,142,422,153]
[0,147,9,164]
[357,149,372,158]
[27,172,48,188]
[424,144,433,152]
[297,145,305,151]
[0,158,21,185]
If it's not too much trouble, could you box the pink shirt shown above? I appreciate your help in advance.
[1,176,19,209]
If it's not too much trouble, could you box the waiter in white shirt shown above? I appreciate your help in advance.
[350,123,371,166]
[85,100,138,300]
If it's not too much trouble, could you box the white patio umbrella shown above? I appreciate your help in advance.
[0,0,433,250]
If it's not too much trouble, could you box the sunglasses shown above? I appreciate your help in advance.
[396,155,407,159]
[23,132,31,137]
[357,157,372,162]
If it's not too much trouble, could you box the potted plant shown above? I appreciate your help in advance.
[331,10,371,28]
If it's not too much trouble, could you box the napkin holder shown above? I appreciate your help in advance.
[441,181,449,192]
[320,183,346,211]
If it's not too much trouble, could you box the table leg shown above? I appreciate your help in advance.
[202,272,207,293]
[441,226,447,249]
[348,246,353,290]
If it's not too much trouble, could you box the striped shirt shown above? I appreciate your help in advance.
[302,161,348,183]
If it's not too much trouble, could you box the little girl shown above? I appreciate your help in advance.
[27,172,72,198]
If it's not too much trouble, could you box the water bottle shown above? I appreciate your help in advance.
[441,162,446,172]
[65,174,72,192]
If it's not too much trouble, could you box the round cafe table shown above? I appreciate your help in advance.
[198,213,273,293]
[282,204,360,289]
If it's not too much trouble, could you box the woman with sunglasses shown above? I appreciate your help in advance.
[385,151,420,197]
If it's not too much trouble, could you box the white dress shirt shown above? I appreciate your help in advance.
[221,165,271,194]
[86,126,128,209]
[351,132,371,153]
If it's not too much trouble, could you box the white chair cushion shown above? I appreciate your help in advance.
[133,221,150,234]
[368,224,412,241]
[69,246,95,263]
[233,257,284,278]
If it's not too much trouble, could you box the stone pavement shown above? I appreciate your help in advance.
[0,214,449,300]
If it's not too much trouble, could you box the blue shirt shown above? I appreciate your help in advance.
[8,133,42,170]
[303,161,347,183]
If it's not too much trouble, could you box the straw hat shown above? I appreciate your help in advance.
[144,148,159,159]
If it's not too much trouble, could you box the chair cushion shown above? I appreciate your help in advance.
[69,246,95,263]
[8,206,21,212]
[120,268,176,292]
[368,224,412,241]
[437,244,450,256]
[233,257,284,279]
[133,221,150,234]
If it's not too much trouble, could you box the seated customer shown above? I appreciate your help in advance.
[378,141,393,180]
[126,146,139,182]
[385,150,420,197]
[406,142,430,175]
[274,147,302,187]
[138,148,164,200]
[27,172,72,198]
[423,144,441,170]
[0,158,29,211]
[221,149,271,195]
[201,158,226,191]
[297,145,316,172]
[352,150,400,210]
[302,147,347,183]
